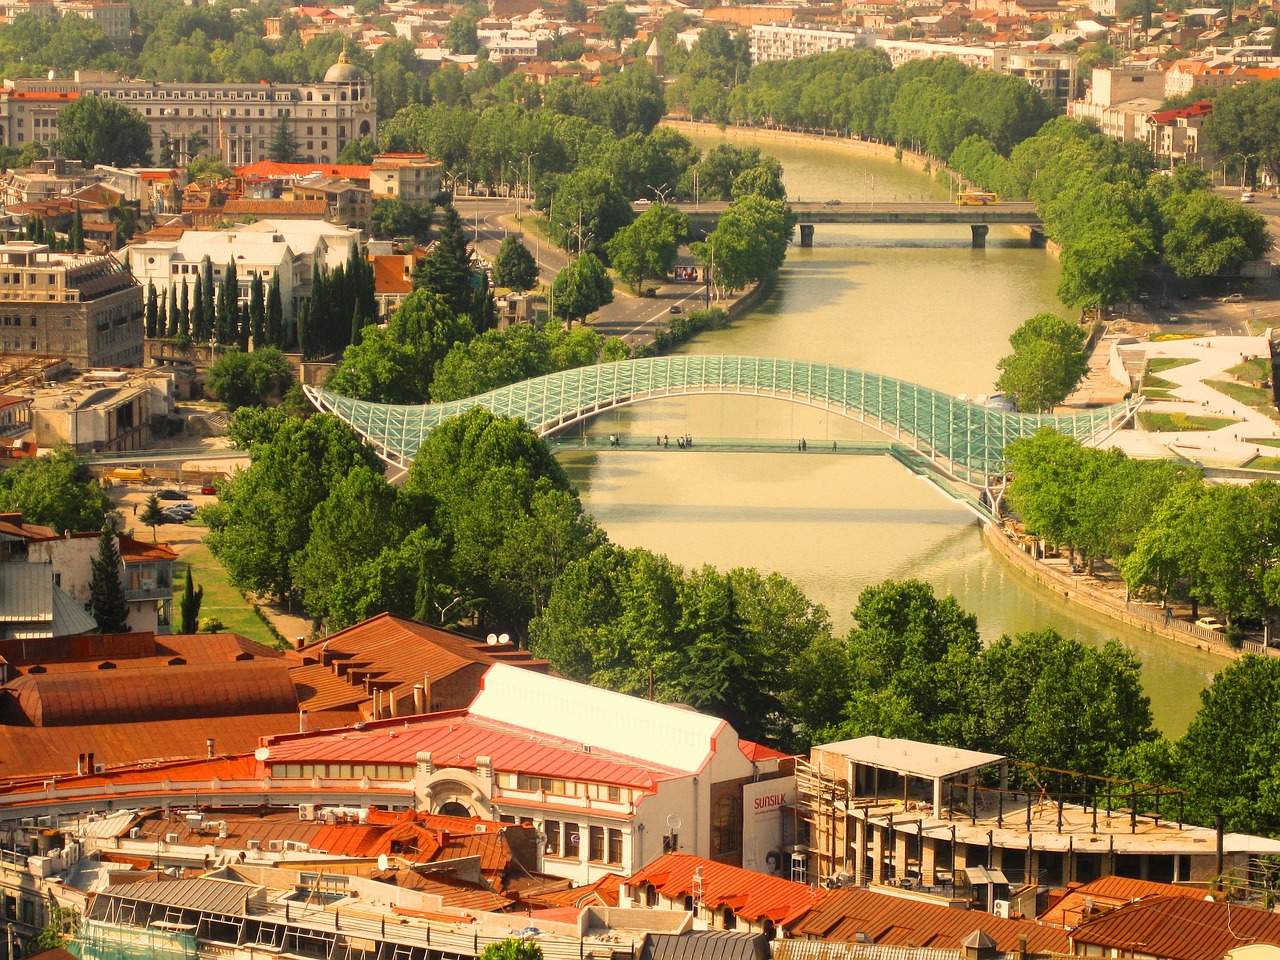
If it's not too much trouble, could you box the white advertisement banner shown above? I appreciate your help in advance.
[742,777,795,875]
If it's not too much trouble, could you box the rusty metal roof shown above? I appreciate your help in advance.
[1070,895,1280,960]
[790,888,1070,954]
[1039,876,1209,929]
[626,853,818,926]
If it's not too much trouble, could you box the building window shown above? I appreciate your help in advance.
[564,822,580,859]
[543,819,561,857]
[711,795,740,857]
[588,826,605,863]
[607,828,623,865]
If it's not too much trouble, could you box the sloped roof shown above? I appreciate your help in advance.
[373,255,413,294]
[222,198,329,217]
[626,853,817,926]
[1070,896,1280,960]
[641,931,766,960]
[1039,875,1210,929]
[789,887,1070,954]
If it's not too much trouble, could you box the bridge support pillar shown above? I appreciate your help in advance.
[799,224,814,247]
[970,224,989,248]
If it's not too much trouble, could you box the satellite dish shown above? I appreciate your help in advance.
[377,854,389,871]
[666,815,681,831]
[254,747,270,762]
[486,633,498,646]
[498,633,510,645]
[47,69,55,81]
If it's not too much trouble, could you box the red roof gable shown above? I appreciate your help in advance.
[626,852,818,926]
[1072,895,1280,960]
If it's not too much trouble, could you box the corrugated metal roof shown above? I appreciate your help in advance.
[0,564,56,622]
[641,931,766,960]
[1038,876,1208,929]
[774,939,961,960]
[96,876,260,916]
[789,888,1069,955]
[626,853,817,926]
[264,713,685,789]
[1070,895,1280,960]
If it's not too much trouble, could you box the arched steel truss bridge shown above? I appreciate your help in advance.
[304,355,1142,486]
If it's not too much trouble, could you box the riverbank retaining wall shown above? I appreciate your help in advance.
[980,520,1255,660]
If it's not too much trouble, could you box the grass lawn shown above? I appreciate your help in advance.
[1138,411,1238,432]
[1225,357,1271,384]
[178,543,284,649]
[1148,357,1197,374]
[1142,374,1178,390]
[1150,333,1204,342]
[1203,378,1277,416]
[1255,438,1280,449]
[1249,456,1280,470]
[1140,388,1178,400]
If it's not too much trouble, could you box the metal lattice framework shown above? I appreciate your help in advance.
[305,356,1142,482]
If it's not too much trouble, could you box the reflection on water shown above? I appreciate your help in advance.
[560,127,1221,736]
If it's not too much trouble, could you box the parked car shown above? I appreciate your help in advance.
[1195,617,1226,632]
[1222,293,1246,303]
[200,476,217,496]
[157,489,186,501]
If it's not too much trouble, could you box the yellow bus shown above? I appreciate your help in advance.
[957,190,999,205]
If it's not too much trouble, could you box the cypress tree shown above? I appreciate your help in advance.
[199,258,215,340]
[144,282,158,338]
[179,565,203,634]
[167,283,179,336]
[249,272,266,349]
[266,273,283,348]
[157,287,168,338]
[310,264,326,354]
[297,297,312,359]
[89,532,130,633]
[214,259,237,346]
[237,301,250,351]
[351,299,364,347]
[413,204,473,316]
[179,280,191,338]
[70,204,84,253]
[330,262,348,350]
[191,275,206,340]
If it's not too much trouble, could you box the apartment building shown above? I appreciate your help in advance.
[370,153,443,202]
[0,241,142,368]
[0,54,376,168]
[749,22,883,63]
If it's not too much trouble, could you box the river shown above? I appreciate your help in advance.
[559,125,1222,736]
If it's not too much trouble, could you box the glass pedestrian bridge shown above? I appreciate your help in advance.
[305,355,1142,484]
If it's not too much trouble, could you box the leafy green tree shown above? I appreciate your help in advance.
[1178,655,1280,833]
[0,449,113,533]
[179,565,203,634]
[480,941,543,960]
[444,14,479,54]
[371,198,433,243]
[338,136,377,164]
[995,312,1088,413]
[551,253,613,325]
[1160,190,1271,278]
[692,193,795,294]
[1120,479,1212,611]
[326,290,473,404]
[207,412,384,600]
[1202,77,1280,186]
[605,203,688,293]
[599,2,637,49]
[204,347,294,411]
[1004,427,1090,557]
[140,493,167,542]
[189,155,232,181]
[54,96,151,167]
[90,532,130,633]
[267,121,300,162]
[431,324,603,401]
[548,166,634,256]
[404,407,600,633]
[26,902,79,954]
[492,235,539,292]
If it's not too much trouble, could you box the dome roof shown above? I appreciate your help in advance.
[324,49,364,82]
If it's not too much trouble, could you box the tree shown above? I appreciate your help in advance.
[267,121,300,163]
[338,136,377,164]
[1160,190,1271,278]
[1178,655,1280,834]
[207,412,385,600]
[54,96,151,167]
[69,203,84,253]
[994,312,1088,412]
[140,493,166,542]
[480,941,543,960]
[691,194,795,295]
[548,167,634,257]
[189,155,232,181]
[1202,78,1280,187]
[145,281,158,338]
[89,531,130,633]
[205,347,295,411]
[605,202,688,293]
[444,14,479,54]
[599,2,637,49]
[249,272,266,348]
[178,280,191,339]
[492,235,539,292]
[0,449,113,533]
[179,564,204,634]
[370,198,432,243]
[413,204,475,315]
[266,274,284,348]
[551,253,613,325]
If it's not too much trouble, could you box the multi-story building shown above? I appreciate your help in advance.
[57,0,130,41]
[0,240,142,368]
[370,153,443,203]
[1006,51,1080,108]
[873,38,1014,72]
[0,54,376,167]
[749,22,883,63]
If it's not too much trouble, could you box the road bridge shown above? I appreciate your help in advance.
[305,356,1141,506]
[670,201,1042,247]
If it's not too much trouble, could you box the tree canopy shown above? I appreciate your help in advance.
[55,96,152,167]
[0,449,114,533]
[995,313,1088,413]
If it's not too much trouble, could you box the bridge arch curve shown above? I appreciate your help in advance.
[304,355,1140,483]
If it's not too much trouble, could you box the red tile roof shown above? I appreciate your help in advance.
[626,853,818,926]
[372,255,413,294]
[117,534,178,563]
[739,739,793,762]
[263,710,686,790]
[222,198,329,217]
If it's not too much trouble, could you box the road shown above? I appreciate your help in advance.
[453,196,712,348]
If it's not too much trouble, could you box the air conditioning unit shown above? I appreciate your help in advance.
[475,824,487,833]
[94,764,105,774]
[129,828,140,839]
[298,803,317,821]
[165,833,179,845]
[268,839,283,852]
[285,840,308,852]
[993,900,1011,919]
[246,839,261,851]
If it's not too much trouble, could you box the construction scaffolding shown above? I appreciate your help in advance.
[69,920,199,960]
